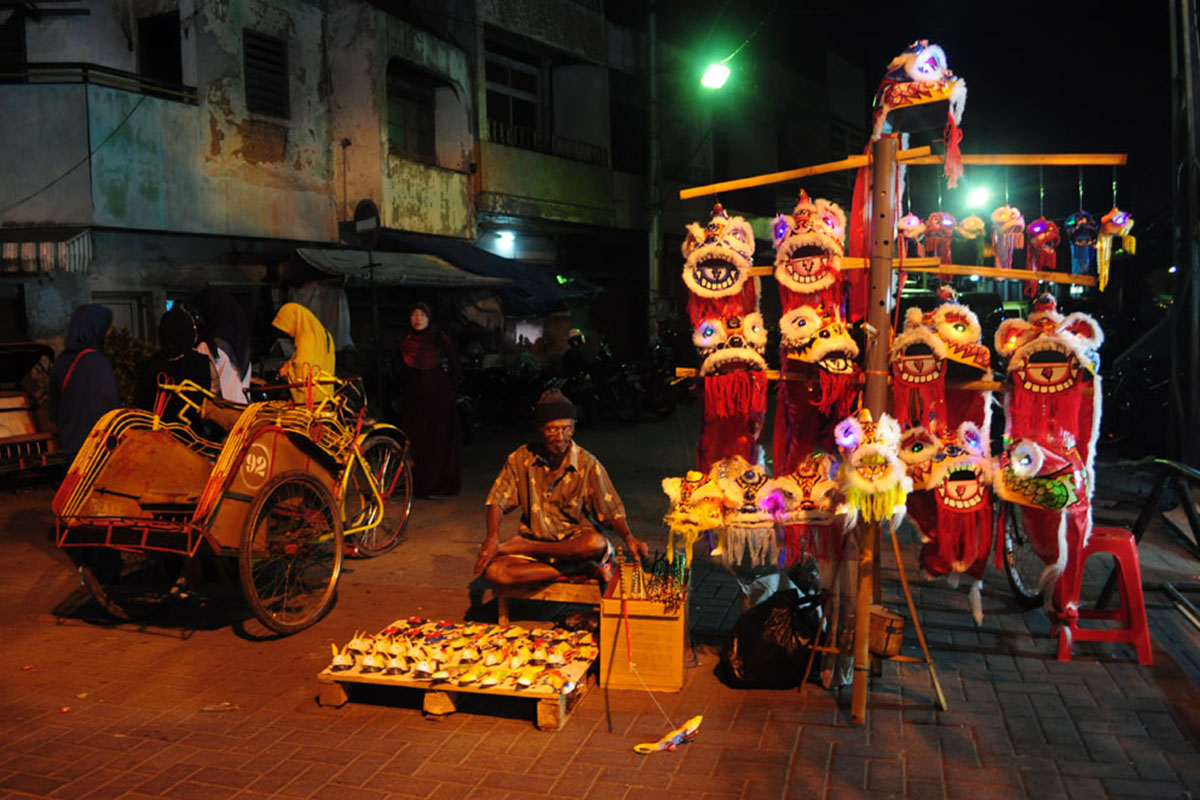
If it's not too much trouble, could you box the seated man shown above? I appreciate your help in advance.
[474,389,648,586]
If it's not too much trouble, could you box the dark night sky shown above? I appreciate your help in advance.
[647,1,1173,224]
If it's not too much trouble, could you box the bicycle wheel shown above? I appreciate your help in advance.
[76,550,183,621]
[1000,502,1044,608]
[353,435,413,557]
[239,471,343,634]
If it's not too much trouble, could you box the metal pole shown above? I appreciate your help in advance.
[647,2,661,344]
[1182,0,1200,466]
[851,136,898,724]
[370,250,383,417]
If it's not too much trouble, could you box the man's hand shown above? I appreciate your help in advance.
[624,535,649,562]
[474,538,498,577]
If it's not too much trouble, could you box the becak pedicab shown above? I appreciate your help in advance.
[52,372,412,634]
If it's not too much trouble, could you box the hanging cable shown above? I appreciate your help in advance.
[1078,165,1084,210]
[1112,165,1118,207]
[1003,167,1010,206]
[1038,166,1045,218]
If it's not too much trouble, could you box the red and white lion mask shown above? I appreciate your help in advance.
[771,190,846,296]
[681,203,756,300]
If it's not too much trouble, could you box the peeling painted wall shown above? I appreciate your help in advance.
[478,142,613,227]
[386,158,473,238]
[478,0,605,64]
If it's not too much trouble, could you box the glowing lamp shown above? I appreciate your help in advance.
[497,230,515,242]
[701,63,731,89]
[966,187,990,208]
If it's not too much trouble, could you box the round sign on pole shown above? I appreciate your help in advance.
[353,198,381,252]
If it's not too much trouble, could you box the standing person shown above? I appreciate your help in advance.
[49,304,121,455]
[191,287,252,403]
[272,302,336,403]
[398,301,462,497]
[134,305,213,421]
[473,389,648,586]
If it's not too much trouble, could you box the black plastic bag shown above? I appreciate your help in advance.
[717,588,822,689]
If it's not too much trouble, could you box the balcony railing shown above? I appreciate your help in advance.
[0,62,199,104]
[487,118,608,168]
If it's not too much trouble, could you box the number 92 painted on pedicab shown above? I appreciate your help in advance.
[51,375,413,634]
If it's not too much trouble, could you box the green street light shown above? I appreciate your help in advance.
[966,186,990,208]
[701,63,730,89]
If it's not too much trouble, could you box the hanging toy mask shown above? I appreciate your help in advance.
[771,190,846,308]
[835,410,911,528]
[924,211,956,265]
[871,40,967,187]
[953,214,987,266]
[1096,207,1135,292]
[764,451,844,575]
[1025,217,1060,297]
[712,455,779,570]
[661,470,727,567]
[681,203,755,302]
[899,426,940,491]
[897,213,926,258]
[890,306,949,430]
[683,204,766,471]
[990,205,1025,270]
[994,294,1103,610]
[1064,211,1099,276]
[780,304,861,418]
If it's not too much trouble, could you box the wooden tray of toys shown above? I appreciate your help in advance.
[316,618,599,730]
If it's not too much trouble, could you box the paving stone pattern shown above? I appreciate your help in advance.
[1,405,1198,799]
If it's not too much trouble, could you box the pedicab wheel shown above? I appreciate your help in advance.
[352,436,413,558]
[239,471,343,635]
[1001,502,1044,609]
[78,554,132,620]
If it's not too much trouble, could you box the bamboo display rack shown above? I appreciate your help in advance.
[678,142,1127,725]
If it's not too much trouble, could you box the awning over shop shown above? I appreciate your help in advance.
[294,247,512,289]
[336,223,598,315]
[0,228,93,274]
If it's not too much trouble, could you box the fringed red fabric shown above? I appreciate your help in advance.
[1007,377,1084,447]
[920,499,994,579]
[943,112,963,189]
[686,282,758,327]
[783,523,842,566]
[892,372,947,430]
[778,284,842,315]
[696,416,761,473]
[703,371,768,420]
[814,370,859,418]
[773,374,828,476]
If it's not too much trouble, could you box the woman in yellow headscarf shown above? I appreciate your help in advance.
[272,303,336,403]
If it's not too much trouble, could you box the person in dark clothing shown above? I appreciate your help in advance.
[134,305,213,422]
[398,301,462,497]
[49,304,121,455]
[191,286,252,402]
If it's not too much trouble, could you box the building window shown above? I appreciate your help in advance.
[243,29,288,119]
[386,61,436,161]
[138,11,182,86]
[485,43,540,131]
[0,11,26,79]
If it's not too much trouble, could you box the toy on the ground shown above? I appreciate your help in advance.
[634,715,703,754]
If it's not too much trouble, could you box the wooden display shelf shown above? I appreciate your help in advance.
[316,653,597,731]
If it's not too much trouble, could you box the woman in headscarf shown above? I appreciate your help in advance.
[49,304,121,455]
[191,287,252,403]
[272,302,336,404]
[398,301,461,496]
[134,304,213,422]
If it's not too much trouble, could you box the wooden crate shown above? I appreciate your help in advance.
[316,653,595,731]
[599,587,686,692]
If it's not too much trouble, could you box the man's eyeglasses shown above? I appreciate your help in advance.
[541,423,575,436]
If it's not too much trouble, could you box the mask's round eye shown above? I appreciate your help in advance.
[703,326,714,337]
[953,323,967,333]
[910,443,923,453]
[729,228,746,242]
[775,221,789,239]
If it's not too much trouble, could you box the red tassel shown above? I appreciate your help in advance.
[703,371,768,419]
[943,112,963,189]
[814,369,858,417]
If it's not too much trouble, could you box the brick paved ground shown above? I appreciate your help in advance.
[1,403,1198,800]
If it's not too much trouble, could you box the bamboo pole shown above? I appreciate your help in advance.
[851,136,899,725]
[678,147,931,200]
[751,260,1094,285]
[679,152,1126,199]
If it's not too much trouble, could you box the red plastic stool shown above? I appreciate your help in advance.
[1056,526,1153,665]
